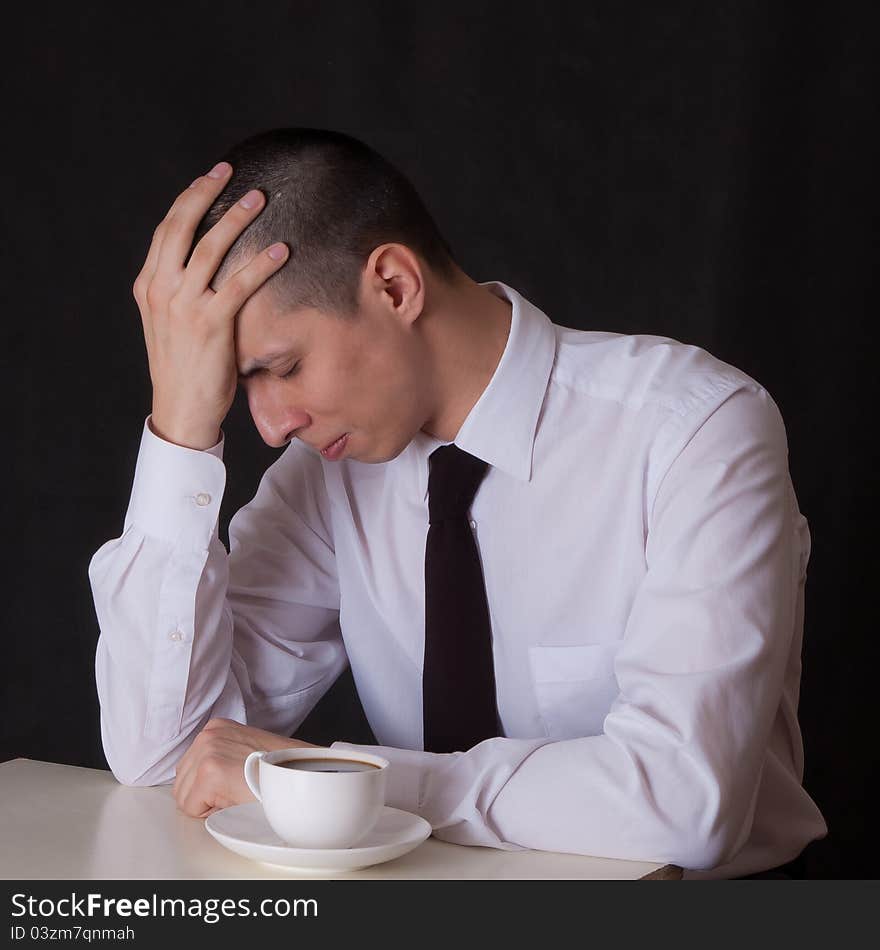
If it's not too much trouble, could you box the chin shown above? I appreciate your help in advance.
[364,435,412,465]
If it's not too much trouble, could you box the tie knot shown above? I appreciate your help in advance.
[427,445,490,523]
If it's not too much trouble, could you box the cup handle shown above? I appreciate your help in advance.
[244,750,266,802]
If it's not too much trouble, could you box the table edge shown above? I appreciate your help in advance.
[2,759,683,879]
[639,864,683,880]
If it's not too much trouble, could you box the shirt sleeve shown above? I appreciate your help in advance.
[336,384,807,870]
[89,417,346,787]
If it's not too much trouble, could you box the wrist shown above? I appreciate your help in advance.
[149,413,221,451]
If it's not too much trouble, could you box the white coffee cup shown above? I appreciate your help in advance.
[243,747,389,849]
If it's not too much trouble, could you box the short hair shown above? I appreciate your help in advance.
[191,128,459,316]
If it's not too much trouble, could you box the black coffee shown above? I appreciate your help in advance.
[275,757,380,773]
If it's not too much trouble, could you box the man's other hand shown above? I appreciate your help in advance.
[173,718,321,818]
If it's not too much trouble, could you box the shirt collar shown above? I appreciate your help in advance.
[411,280,558,500]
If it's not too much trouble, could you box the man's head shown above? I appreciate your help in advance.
[193,127,459,317]
[193,128,498,463]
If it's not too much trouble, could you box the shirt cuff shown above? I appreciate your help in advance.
[123,416,227,549]
[331,741,432,816]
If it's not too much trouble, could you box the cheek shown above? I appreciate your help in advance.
[341,347,390,403]
[370,355,417,412]
[334,333,424,420]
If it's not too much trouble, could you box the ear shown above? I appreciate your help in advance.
[362,244,425,325]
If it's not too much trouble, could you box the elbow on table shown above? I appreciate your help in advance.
[654,804,749,871]
[661,829,740,872]
[105,750,177,789]
[635,758,754,871]
[100,723,179,788]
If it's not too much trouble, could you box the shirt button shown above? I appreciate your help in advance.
[194,492,211,507]
[469,520,477,530]
[169,630,184,642]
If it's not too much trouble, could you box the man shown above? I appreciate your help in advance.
[89,128,826,879]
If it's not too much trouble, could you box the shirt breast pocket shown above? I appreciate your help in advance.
[528,643,621,739]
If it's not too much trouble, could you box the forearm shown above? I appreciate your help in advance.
[89,418,239,783]
[91,525,244,785]
[334,719,764,870]
[90,419,347,785]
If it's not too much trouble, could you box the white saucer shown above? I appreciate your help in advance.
[205,803,432,872]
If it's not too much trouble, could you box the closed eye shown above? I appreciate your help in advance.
[282,361,301,379]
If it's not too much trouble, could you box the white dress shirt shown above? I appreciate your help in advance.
[89,280,827,879]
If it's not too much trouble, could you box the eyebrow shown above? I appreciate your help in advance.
[238,351,292,379]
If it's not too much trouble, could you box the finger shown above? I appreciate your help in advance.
[133,220,167,306]
[176,756,217,817]
[172,730,208,813]
[210,242,290,317]
[135,162,232,300]
[151,162,233,289]
[182,759,246,819]
[174,755,212,817]
[181,188,270,299]
[176,737,243,817]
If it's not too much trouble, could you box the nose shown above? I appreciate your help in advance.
[246,384,312,449]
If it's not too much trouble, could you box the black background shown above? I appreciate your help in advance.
[2,2,875,878]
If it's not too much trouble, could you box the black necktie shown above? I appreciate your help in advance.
[423,444,501,753]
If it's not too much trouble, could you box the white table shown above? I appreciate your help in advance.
[0,759,679,880]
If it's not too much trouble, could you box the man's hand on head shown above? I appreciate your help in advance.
[132,161,289,451]
[172,718,322,818]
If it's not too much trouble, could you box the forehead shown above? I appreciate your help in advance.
[234,283,311,356]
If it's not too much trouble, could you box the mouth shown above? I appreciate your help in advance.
[320,433,349,460]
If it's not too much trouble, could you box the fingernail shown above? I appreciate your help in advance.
[207,161,230,179]
[239,190,262,210]
[268,243,288,260]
